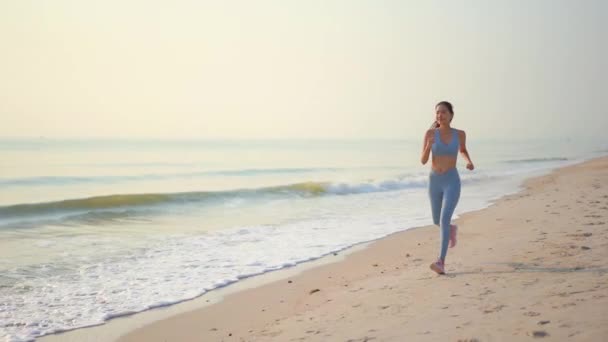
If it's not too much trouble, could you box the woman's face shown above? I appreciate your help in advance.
[435,104,453,126]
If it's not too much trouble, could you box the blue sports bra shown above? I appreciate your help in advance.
[431,128,459,156]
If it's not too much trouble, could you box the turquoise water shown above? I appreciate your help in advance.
[1,137,606,341]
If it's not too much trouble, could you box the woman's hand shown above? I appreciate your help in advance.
[421,129,434,165]
[457,130,474,171]
[426,132,435,147]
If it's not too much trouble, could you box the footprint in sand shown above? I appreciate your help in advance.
[346,337,376,342]
[305,330,322,335]
[529,331,549,338]
[483,305,506,314]
[584,221,605,225]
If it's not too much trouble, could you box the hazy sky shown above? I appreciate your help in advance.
[1,0,606,140]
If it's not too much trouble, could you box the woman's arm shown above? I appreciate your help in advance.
[421,129,433,165]
[458,130,474,170]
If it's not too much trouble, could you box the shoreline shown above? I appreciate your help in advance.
[40,157,608,341]
[38,239,376,342]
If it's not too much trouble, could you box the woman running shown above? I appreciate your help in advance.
[420,101,475,275]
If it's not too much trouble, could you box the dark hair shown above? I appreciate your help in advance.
[436,101,453,114]
[430,101,454,129]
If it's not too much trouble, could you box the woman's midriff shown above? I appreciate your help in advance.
[431,155,457,174]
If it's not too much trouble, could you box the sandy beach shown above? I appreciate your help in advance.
[47,157,608,341]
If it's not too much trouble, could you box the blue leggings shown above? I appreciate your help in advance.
[429,168,461,261]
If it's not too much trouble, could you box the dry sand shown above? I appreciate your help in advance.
[50,157,608,341]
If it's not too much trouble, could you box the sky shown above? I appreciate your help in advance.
[1,0,606,140]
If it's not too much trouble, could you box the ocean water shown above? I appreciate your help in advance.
[1,137,606,341]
